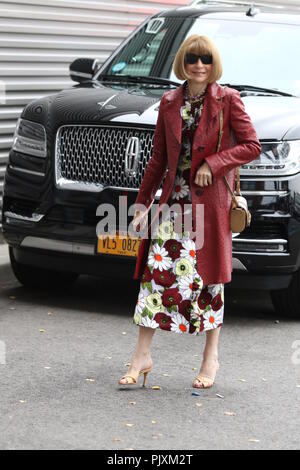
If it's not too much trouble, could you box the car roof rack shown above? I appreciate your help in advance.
[190,0,300,11]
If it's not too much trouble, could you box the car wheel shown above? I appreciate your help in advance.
[270,268,300,318]
[9,246,79,289]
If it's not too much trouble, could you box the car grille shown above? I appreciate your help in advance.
[55,125,155,190]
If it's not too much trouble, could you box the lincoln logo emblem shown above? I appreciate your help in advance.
[125,137,140,177]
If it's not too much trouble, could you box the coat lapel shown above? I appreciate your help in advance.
[164,81,226,150]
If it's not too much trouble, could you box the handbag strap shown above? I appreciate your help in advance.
[217,109,241,205]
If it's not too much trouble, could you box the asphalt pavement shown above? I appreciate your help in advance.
[0,236,299,450]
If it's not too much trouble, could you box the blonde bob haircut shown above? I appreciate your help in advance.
[173,34,223,83]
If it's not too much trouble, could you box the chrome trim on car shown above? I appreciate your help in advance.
[18,235,290,258]
[233,238,287,244]
[232,251,289,256]
[240,174,299,181]
[241,190,289,196]
[55,124,155,192]
[233,237,288,254]
[9,165,45,177]
[4,211,45,222]
[232,258,248,270]
[21,236,95,255]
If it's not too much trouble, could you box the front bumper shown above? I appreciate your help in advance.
[2,152,300,290]
[5,238,293,290]
[2,209,299,290]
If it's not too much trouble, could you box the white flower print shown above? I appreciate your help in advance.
[178,274,194,300]
[174,257,193,277]
[171,176,189,200]
[180,239,196,262]
[207,283,223,297]
[180,100,192,120]
[182,230,191,239]
[157,220,174,241]
[133,311,142,325]
[180,100,194,127]
[203,309,223,330]
[170,314,189,334]
[145,293,162,314]
[135,293,146,315]
[194,276,203,290]
[190,299,203,320]
[141,316,160,329]
[148,244,172,271]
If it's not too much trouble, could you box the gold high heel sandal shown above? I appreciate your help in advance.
[192,361,220,389]
[118,366,152,387]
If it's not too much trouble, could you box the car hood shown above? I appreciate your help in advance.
[23,81,300,141]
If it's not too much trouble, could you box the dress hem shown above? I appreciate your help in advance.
[133,320,223,336]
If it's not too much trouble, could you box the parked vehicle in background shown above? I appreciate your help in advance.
[2,0,300,317]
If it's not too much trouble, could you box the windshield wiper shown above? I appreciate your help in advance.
[97,74,179,88]
[220,83,295,97]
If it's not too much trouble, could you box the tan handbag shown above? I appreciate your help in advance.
[216,109,251,233]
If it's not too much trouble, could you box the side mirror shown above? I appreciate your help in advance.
[69,58,101,83]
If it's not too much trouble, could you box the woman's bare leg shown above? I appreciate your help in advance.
[119,326,155,384]
[203,326,221,360]
[194,327,221,387]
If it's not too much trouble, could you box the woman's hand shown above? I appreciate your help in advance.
[132,209,148,231]
[194,161,213,187]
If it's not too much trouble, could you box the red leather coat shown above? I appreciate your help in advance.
[133,81,261,285]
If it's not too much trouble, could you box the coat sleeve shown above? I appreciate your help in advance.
[204,89,262,179]
[134,94,168,211]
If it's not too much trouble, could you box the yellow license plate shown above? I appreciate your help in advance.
[97,232,141,257]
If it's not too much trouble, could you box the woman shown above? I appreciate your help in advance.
[118,35,261,388]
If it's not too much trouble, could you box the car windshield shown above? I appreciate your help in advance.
[95,15,300,97]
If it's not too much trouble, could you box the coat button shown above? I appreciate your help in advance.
[195,188,204,196]
[198,145,205,151]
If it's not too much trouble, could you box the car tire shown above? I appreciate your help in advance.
[270,268,300,318]
[9,246,79,289]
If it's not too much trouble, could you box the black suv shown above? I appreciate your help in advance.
[2,1,300,317]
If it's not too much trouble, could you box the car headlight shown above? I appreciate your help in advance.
[12,118,47,158]
[241,140,300,176]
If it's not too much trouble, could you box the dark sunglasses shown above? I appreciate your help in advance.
[185,53,213,65]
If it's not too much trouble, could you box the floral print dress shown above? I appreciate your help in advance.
[133,82,224,335]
